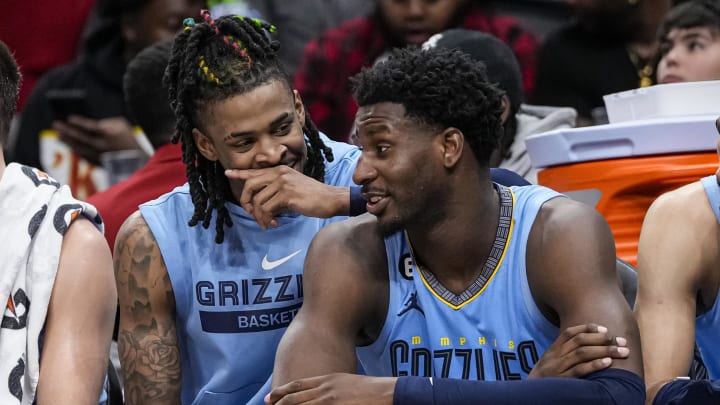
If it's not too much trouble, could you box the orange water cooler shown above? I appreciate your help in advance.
[526,111,719,265]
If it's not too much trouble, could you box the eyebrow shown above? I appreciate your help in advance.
[671,29,713,42]
[680,32,707,41]
[359,122,390,138]
[223,112,293,141]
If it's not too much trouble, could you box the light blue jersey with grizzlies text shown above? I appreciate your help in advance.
[140,134,359,405]
[357,184,561,381]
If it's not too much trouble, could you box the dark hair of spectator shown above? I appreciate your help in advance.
[124,41,176,149]
[659,0,720,43]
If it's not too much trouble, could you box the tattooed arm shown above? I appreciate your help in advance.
[114,211,181,405]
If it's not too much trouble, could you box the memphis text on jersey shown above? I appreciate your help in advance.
[389,335,540,381]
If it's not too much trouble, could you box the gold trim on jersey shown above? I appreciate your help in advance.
[406,185,515,310]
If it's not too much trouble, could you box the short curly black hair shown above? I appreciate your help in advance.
[351,47,504,165]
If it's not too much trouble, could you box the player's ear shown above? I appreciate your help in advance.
[500,95,511,124]
[439,128,463,169]
[193,128,219,161]
[293,89,306,128]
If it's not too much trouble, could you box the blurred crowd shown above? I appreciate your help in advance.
[3,0,720,404]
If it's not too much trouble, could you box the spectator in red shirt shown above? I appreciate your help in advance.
[0,0,95,112]
[293,0,539,143]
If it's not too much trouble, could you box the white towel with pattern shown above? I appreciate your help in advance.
[0,163,102,404]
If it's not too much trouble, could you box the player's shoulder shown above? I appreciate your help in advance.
[114,210,156,254]
[648,181,707,220]
[531,193,613,253]
[63,215,108,253]
[309,213,385,264]
[641,180,717,257]
[537,192,604,226]
[316,213,380,244]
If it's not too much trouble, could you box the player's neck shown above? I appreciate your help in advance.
[405,179,500,290]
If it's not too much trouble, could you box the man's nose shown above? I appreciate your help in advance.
[352,154,377,185]
[254,136,286,168]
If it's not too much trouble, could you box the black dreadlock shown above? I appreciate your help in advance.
[164,11,333,244]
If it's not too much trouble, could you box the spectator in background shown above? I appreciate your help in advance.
[0,40,116,405]
[248,0,372,77]
[12,0,203,200]
[657,0,720,84]
[294,0,539,142]
[87,40,186,252]
[0,0,95,113]
[0,0,95,159]
[534,0,672,126]
[184,0,369,77]
[424,28,576,183]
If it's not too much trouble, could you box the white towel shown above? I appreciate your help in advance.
[0,163,102,404]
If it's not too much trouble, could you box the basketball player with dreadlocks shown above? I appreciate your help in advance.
[112,11,363,405]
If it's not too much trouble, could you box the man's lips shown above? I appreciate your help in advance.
[362,191,390,216]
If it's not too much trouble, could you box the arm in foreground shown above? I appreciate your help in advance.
[635,184,720,405]
[270,215,395,404]
[528,198,643,376]
[529,323,630,379]
[36,217,117,404]
[114,211,181,405]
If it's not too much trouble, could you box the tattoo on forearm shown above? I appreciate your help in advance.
[115,219,181,404]
[119,326,181,404]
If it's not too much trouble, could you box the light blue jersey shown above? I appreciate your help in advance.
[140,135,359,405]
[357,184,560,380]
[696,175,720,379]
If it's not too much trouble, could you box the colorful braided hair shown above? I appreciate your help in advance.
[164,10,333,244]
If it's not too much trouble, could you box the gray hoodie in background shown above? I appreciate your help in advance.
[501,104,577,184]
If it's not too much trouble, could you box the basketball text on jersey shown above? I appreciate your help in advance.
[195,275,303,333]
